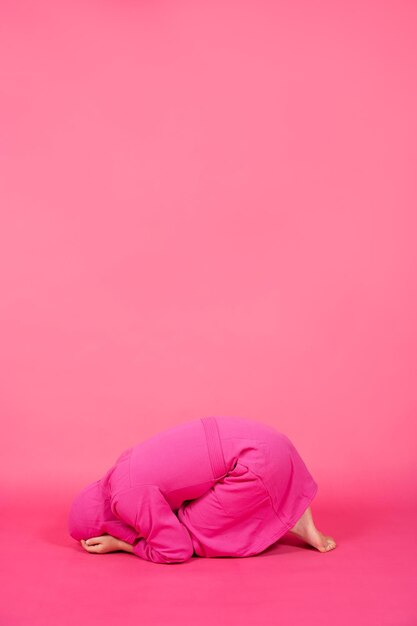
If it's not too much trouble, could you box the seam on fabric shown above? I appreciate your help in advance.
[165,481,213,497]
[200,416,227,479]
[210,488,235,518]
[128,448,133,489]
[237,460,284,523]
[112,483,161,498]
[250,482,319,554]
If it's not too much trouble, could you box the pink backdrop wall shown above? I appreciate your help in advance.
[1,0,416,511]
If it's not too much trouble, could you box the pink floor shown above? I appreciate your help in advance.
[1,490,416,626]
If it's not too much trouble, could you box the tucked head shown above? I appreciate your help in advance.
[68,479,136,543]
[68,480,109,540]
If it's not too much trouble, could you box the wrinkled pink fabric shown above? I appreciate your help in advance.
[68,416,318,564]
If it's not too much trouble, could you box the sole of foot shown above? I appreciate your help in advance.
[290,528,337,552]
[288,506,337,553]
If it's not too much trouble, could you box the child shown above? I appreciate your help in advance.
[68,415,336,564]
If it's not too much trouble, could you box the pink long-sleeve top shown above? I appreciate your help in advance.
[68,416,318,564]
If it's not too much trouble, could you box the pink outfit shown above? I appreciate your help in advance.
[68,416,318,564]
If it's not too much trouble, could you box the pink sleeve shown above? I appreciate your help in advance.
[111,485,194,564]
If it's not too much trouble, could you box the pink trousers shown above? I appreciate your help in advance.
[177,417,318,558]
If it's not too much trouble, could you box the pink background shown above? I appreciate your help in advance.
[1,1,416,625]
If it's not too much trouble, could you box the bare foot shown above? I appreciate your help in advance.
[289,505,337,553]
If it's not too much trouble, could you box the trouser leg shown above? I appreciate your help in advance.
[177,461,281,558]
